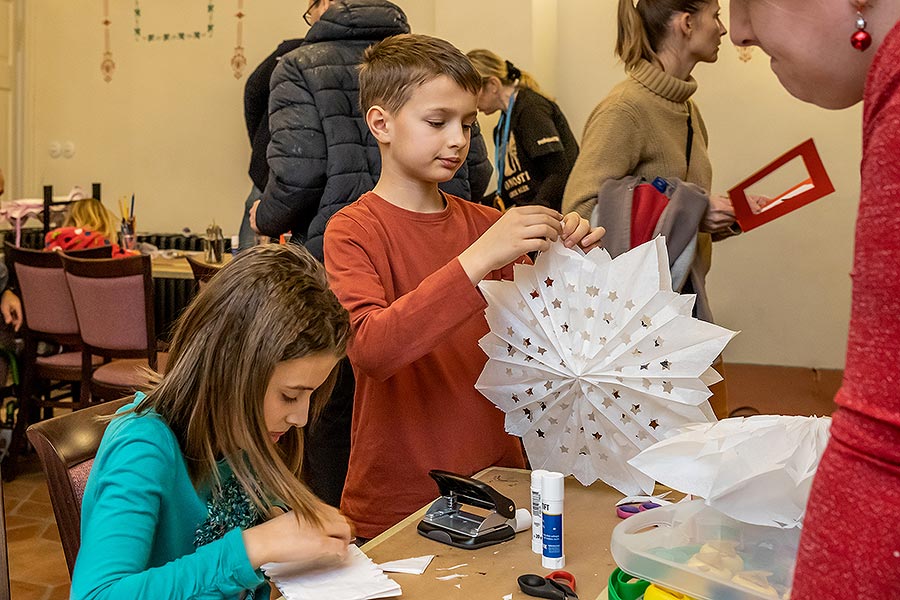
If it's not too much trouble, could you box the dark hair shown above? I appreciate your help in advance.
[617,0,710,69]
[359,33,482,114]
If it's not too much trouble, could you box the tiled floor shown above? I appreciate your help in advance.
[4,454,70,600]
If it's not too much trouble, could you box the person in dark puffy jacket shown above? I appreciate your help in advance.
[249,0,491,511]
[250,0,492,260]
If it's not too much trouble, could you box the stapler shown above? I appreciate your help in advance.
[417,469,518,549]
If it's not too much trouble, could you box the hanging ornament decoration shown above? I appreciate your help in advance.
[475,239,736,495]
[736,46,753,63]
[134,0,216,42]
[231,0,247,79]
[100,0,116,82]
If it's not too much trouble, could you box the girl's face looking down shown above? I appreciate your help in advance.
[263,352,340,443]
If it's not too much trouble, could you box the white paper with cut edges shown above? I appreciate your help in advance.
[263,545,401,600]
[629,414,831,528]
[476,238,736,494]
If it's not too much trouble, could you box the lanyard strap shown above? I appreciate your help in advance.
[494,90,518,199]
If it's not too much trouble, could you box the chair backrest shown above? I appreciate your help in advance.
[5,242,80,341]
[60,254,157,368]
[25,398,129,577]
[184,254,222,287]
[62,245,114,260]
[0,465,10,600]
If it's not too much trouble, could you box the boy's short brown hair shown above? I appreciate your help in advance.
[359,33,482,114]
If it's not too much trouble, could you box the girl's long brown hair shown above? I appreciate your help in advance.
[136,244,350,525]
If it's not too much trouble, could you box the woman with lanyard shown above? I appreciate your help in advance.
[467,49,579,212]
[562,0,735,418]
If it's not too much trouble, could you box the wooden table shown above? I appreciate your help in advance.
[358,467,619,600]
[151,251,231,279]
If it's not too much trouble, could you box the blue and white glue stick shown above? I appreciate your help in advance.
[541,471,565,569]
[530,470,549,554]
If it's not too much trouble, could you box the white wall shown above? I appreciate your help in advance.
[20,0,860,368]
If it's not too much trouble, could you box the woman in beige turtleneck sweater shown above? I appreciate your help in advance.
[563,0,735,416]
[563,0,732,227]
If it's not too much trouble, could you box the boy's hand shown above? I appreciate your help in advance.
[459,206,563,284]
[560,212,605,252]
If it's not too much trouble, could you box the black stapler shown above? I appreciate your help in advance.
[417,469,517,549]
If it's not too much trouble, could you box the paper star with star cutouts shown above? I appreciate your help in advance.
[475,238,736,493]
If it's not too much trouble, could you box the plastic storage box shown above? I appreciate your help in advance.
[611,500,800,600]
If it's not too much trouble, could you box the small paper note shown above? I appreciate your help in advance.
[377,555,435,575]
[264,545,401,600]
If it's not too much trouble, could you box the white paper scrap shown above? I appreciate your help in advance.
[263,545,401,600]
[377,555,435,575]
[436,574,468,581]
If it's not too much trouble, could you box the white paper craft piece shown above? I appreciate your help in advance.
[476,238,736,494]
[263,545,401,600]
[629,415,831,528]
[377,554,435,575]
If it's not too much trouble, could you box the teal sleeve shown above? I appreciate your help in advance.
[70,416,265,600]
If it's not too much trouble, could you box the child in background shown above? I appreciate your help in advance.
[71,244,353,600]
[45,197,128,256]
[323,34,605,539]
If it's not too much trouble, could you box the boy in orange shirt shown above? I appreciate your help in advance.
[323,34,605,539]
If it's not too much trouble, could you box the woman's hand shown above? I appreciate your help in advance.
[701,195,737,233]
[242,505,353,569]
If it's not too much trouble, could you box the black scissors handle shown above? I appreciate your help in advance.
[517,574,577,600]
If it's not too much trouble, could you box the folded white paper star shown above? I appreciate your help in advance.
[476,238,736,493]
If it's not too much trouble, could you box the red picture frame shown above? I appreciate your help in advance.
[728,139,835,232]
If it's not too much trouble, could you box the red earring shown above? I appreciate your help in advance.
[851,10,872,51]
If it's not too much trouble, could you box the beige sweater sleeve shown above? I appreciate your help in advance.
[562,100,644,219]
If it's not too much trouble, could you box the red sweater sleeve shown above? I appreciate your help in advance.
[324,213,489,382]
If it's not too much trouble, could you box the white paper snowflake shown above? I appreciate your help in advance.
[476,238,736,494]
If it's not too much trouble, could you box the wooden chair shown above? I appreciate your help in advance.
[25,398,129,577]
[60,254,167,402]
[184,253,223,288]
[1,243,108,480]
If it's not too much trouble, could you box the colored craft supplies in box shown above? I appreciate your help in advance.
[611,500,800,599]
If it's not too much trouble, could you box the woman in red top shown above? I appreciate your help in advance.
[730,1,900,598]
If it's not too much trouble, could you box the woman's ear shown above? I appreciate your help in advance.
[366,105,391,143]
[674,11,692,38]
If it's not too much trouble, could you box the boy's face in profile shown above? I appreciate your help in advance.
[382,76,478,184]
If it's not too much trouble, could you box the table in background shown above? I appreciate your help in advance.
[359,467,617,600]
[150,252,231,339]
[151,251,231,280]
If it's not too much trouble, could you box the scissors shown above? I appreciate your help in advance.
[517,570,578,599]
[616,501,661,519]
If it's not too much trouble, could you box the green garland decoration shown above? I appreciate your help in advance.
[134,1,215,42]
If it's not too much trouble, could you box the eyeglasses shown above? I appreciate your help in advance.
[302,0,320,26]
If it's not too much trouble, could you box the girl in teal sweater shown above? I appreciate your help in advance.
[71,244,353,600]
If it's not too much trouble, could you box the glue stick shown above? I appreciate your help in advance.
[530,470,549,554]
[541,471,565,569]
